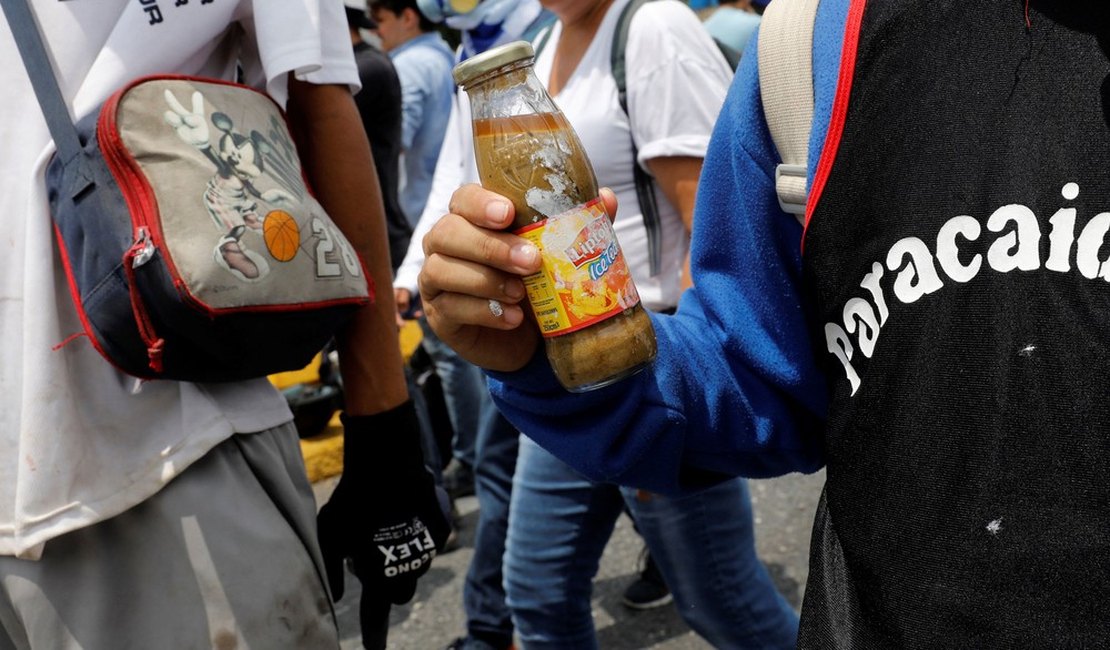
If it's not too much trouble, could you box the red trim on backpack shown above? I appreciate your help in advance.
[802,0,867,253]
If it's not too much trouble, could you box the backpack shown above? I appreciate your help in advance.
[3,0,371,382]
[535,0,740,276]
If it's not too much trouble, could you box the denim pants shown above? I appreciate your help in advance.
[460,402,520,649]
[504,436,799,650]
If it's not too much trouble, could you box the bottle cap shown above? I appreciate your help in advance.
[453,40,535,88]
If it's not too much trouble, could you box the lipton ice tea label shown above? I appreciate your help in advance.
[514,198,640,337]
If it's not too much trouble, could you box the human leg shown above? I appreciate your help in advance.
[503,437,625,650]
[0,424,338,649]
[458,403,521,650]
[623,478,799,649]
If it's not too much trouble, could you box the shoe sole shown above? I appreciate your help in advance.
[620,592,674,610]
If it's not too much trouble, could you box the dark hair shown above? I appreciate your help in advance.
[369,0,435,32]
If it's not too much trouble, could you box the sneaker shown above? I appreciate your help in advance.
[443,459,476,499]
[443,526,460,553]
[444,636,516,650]
[621,549,673,610]
[440,499,462,554]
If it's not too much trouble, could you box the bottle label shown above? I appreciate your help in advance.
[514,198,641,337]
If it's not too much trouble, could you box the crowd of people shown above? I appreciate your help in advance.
[3,0,1107,648]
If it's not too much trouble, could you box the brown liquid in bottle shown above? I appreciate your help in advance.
[473,113,656,391]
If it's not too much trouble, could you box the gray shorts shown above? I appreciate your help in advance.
[0,423,339,649]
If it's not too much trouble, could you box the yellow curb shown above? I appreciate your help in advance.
[399,319,423,362]
[269,355,322,390]
[300,412,345,483]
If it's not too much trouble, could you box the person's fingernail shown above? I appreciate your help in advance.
[510,243,538,268]
[502,306,524,326]
[503,280,525,300]
[486,201,510,224]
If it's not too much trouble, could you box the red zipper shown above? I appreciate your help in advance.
[123,229,165,373]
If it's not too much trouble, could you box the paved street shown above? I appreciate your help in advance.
[317,468,825,649]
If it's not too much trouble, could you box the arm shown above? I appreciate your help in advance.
[421,47,828,495]
[285,78,407,414]
[492,72,827,491]
[286,77,448,608]
[624,2,730,295]
[644,155,701,290]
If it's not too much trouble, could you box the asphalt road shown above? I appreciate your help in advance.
[316,468,826,650]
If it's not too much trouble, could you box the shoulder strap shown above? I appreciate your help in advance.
[535,0,663,276]
[521,9,557,44]
[611,0,663,276]
[611,0,651,117]
[532,22,554,57]
[758,0,820,223]
[0,0,83,161]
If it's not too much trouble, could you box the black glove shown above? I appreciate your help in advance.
[316,401,451,606]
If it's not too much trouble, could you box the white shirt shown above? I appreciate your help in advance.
[393,0,548,296]
[0,0,357,558]
[394,0,730,312]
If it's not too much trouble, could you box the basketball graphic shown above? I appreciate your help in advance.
[263,210,301,262]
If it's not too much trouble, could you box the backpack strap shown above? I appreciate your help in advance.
[520,9,557,43]
[0,0,83,162]
[611,0,664,276]
[758,0,821,223]
[532,21,555,57]
[613,0,737,276]
[532,0,663,276]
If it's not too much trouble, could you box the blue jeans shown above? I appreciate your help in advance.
[419,318,489,468]
[504,436,799,650]
[460,402,520,649]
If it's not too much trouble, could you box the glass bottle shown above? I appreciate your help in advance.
[454,41,656,392]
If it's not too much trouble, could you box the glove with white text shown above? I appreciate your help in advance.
[316,401,451,605]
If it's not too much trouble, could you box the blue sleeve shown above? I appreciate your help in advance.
[394,54,429,151]
[488,0,850,496]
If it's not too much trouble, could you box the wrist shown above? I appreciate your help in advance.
[340,400,427,476]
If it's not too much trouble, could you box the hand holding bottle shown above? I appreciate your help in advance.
[419,183,587,371]
[444,41,656,392]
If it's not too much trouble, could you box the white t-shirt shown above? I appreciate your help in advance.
[394,0,730,312]
[0,0,357,558]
